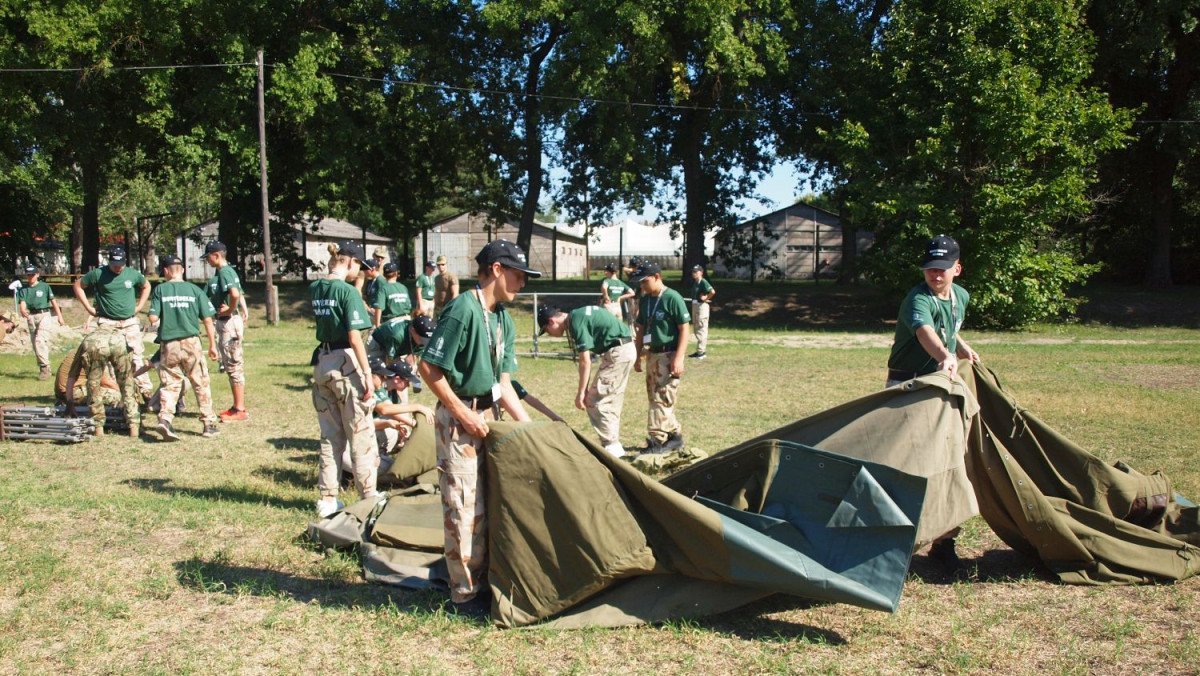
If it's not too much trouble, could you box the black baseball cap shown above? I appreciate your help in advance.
[921,235,961,270]
[690,264,704,272]
[337,240,366,262]
[410,315,436,338]
[383,262,399,275]
[23,264,38,274]
[361,257,378,271]
[628,256,642,267]
[603,262,616,273]
[536,304,562,335]
[108,246,127,263]
[204,241,227,255]
[475,239,543,278]
[631,261,662,282]
[424,260,435,269]
[160,254,183,267]
[370,358,419,384]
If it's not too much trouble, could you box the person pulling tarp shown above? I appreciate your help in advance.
[961,363,1200,584]
[311,420,928,628]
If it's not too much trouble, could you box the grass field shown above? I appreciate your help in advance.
[1,280,1198,673]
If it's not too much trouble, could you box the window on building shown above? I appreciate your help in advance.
[786,244,815,253]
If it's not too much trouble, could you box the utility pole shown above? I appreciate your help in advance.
[257,49,278,324]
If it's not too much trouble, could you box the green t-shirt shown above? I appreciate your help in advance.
[887,282,970,375]
[80,265,147,320]
[422,292,517,398]
[687,277,715,303]
[18,281,54,311]
[601,277,630,303]
[149,280,215,342]
[638,287,691,349]
[310,278,372,342]
[372,279,413,320]
[416,274,435,301]
[205,265,242,314]
[371,320,419,360]
[568,305,631,353]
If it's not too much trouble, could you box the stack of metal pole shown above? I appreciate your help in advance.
[0,406,98,443]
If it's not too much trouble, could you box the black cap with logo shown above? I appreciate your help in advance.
[108,246,127,263]
[536,304,562,335]
[921,235,961,270]
[338,240,366,262]
[204,241,227,255]
[370,357,419,383]
[475,239,543,278]
[383,261,399,275]
[160,254,183,267]
[631,260,662,282]
[23,264,38,274]
[410,315,436,338]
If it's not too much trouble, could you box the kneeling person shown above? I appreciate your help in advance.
[148,255,220,441]
[538,304,637,457]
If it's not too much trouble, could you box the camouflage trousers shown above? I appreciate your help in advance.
[312,349,377,500]
[435,402,495,603]
[603,301,623,321]
[214,315,245,385]
[81,327,139,430]
[157,337,217,425]
[645,350,682,444]
[27,311,55,369]
[96,316,153,398]
[586,341,637,446]
[691,301,710,353]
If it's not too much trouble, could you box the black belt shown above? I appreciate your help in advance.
[601,336,633,352]
[319,340,352,351]
[888,368,921,382]
[460,392,495,410]
[649,344,676,354]
[28,308,50,314]
[215,315,234,321]
[97,314,128,321]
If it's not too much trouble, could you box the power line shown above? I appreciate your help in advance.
[0,62,255,73]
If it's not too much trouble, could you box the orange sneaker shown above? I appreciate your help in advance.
[219,408,249,422]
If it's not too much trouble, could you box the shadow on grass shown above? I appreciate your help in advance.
[267,437,320,452]
[705,595,847,645]
[252,465,312,489]
[123,477,312,511]
[279,383,311,392]
[173,556,449,614]
[908,547,1051,585]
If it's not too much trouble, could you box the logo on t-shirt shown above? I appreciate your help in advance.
[124,280,132,288]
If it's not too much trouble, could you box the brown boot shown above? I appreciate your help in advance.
[93,426,105,437]
[128,426,140,438]
[38,367,50,380]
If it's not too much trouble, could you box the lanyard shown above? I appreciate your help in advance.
[929,285,958,345]
[473,286,502,381]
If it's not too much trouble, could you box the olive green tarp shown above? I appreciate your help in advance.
[961,364,1200,584]
[311,420,929,628]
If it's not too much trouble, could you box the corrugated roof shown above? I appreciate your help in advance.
[189,215,393,244]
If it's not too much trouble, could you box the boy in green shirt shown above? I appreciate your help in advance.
[74,245,154,399]
[599,263,634,321]
[632,261,691,453]
[203,241,249,422]
[17,264,64,379]
[148,255,220,441]
[686,264,716,360]
[415,260,436,316]
[310,241,378,518]
[418,239,541,614]
[371,262,413,326]
[538,303,637,458]
[885,234,981,572]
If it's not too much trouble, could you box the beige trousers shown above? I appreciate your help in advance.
[215,315,245,385]
[27,311,54,369]
[312,349,377,500]
[97,316,153,397]
[586,341,637,446]
[691,301,710,353]
[645,350,682,444]
[158,337,217,425]
[435,402,495,603]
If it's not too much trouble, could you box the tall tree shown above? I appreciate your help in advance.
[1085,0,1200,286]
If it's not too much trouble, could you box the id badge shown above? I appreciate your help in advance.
[490,382,502,401]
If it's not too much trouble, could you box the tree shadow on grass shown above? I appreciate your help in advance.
[0,394,56,406]
[280,383,311,392]
[267,437,320,452]
[173,556,450,615]
[123,477,311,511]
[252,465,312,489]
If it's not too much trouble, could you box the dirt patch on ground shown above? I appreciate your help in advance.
[1092,364,1200,390]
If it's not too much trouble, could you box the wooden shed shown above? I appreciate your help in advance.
[713,203,873,280]
[416,212,588,280]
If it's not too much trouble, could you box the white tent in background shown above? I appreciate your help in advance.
[588,219,715,266]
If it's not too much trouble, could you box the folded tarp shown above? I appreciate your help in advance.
[961,364,1200,584]
[311,420,928,627]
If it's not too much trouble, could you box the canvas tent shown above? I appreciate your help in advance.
[310,364,1200,628]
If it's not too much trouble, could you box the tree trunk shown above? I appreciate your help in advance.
[1144,148,1177,287]
[679,107,708,272]
[70,207,83,274]
[219,152,241,268]
[81,161,101,271]
[516,27,563,254]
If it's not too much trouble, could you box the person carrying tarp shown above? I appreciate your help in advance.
[537,303,637,458]
[885,234,981,570]
[418,239,541,615]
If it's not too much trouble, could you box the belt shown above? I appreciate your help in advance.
[649,344,676,354]
[601,336,633,352]
[460,392,495,411]
[97,314,130,321]
[215,314,234,321]
[318,340,352,351]
[28,308,50,315]
[887,368,921,382]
